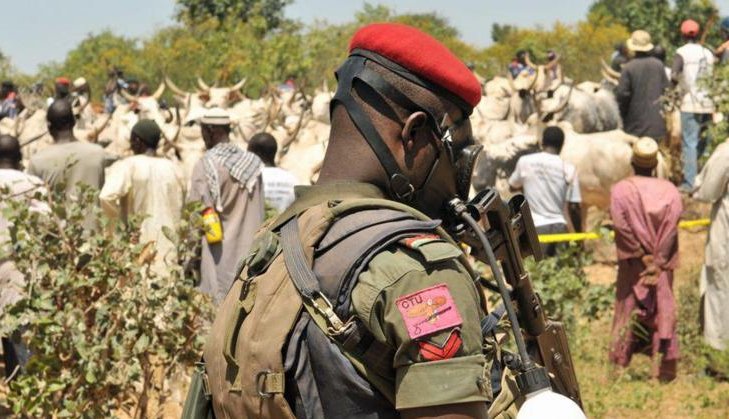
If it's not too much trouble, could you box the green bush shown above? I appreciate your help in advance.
[525,243,614,333]
[0,186,213,418]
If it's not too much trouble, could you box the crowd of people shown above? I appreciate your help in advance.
[0,16,728,417]
[0,97,300,376]
[505,18,729,382]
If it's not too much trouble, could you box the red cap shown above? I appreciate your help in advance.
[681,19,700,37]
[349,23,481,109]
[55,77,71,85]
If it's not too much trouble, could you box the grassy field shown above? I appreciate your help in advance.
[576,226,729,419]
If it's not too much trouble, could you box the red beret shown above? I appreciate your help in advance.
[349,23,481,108]
[55,77,71,85]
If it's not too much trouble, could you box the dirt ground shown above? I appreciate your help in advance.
[577,217,729,419]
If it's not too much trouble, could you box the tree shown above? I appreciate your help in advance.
[55,31,144,101]
[480,18,630,82]
[0,50,14,81]
[175,0,292,31]
[589,0,720,52]
[491,23,516,43]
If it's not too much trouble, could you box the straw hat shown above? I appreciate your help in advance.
[626,30,654,53]
[631,137,659,169]
[73,77,87,88]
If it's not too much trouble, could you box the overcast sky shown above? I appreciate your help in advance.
[3,0,729,73]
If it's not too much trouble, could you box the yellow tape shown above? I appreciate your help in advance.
[537,219,710,243]
[678,219,711,229]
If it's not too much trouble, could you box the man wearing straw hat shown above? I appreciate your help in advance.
[616,30,669,142]
[608,137,682,382]
[188,108,265,304]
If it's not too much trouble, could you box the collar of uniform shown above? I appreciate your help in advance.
[271,182,386,230]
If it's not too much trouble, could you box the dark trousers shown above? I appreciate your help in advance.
[536,223,568,258]
[2,330,29,380]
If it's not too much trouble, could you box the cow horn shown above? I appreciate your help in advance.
[197,77,211,91]
[528,69,539,90]
[87,113,112,143]
[525,54,536,69]
[600,59,621,79]
[506,72,516,92]
[152,82,166,100]
[545,54,560,71]
[230,78,247,92]
[281,107,306,155]
[165,76,189,97]
[601,69,619,85]
[120,89,138,103]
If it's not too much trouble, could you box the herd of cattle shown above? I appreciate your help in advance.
[0,59,674,212]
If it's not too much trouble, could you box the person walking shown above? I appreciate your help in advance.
[246,131,298,213]
[616,30,669,142]
[608,138,682,382]
[509,126,582,256]
[99,120,185,274]
[27,99,112,199]
[693,141,729,352]
[0,135,48,379]
[187,23,495,419]
[188,108,265,304]
[672,19,715,192]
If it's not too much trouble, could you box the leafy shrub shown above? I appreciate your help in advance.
[0,186,213,418]
[525,243,614,333]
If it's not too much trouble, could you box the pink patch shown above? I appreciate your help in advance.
[396,283,463,339]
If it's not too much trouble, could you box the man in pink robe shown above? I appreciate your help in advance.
[608,138,683,381]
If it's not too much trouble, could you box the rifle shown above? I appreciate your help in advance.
[448,188,582,407]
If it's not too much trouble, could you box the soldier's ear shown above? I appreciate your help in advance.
[401,111,428,150]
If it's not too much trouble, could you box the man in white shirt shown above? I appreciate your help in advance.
[508,126,582,256]
[247,132,298,213]
[672,19,715,191]
[99,120,185,274]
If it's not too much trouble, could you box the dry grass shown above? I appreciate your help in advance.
[577,227,729,418]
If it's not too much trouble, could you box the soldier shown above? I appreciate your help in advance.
[185,23,493,418]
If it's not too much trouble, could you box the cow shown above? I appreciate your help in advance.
[472,122,667,211]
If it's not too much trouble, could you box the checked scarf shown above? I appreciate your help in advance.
[203,143,263,211]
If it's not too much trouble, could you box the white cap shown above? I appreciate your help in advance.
[200,107,231,126]
[73,77,87,88]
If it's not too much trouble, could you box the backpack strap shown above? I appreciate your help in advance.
[280,201,462,392]
[281,217,350,336]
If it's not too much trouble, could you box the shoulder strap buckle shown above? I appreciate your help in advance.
[311,291,350,334]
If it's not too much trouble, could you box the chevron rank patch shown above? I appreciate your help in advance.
[419,329,462,361]
[396,283,463,339]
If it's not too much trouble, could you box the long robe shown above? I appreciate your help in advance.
[189,156,264,304]
[693,142,729,350]
[99,155,185,274]
[609,175,682,379]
